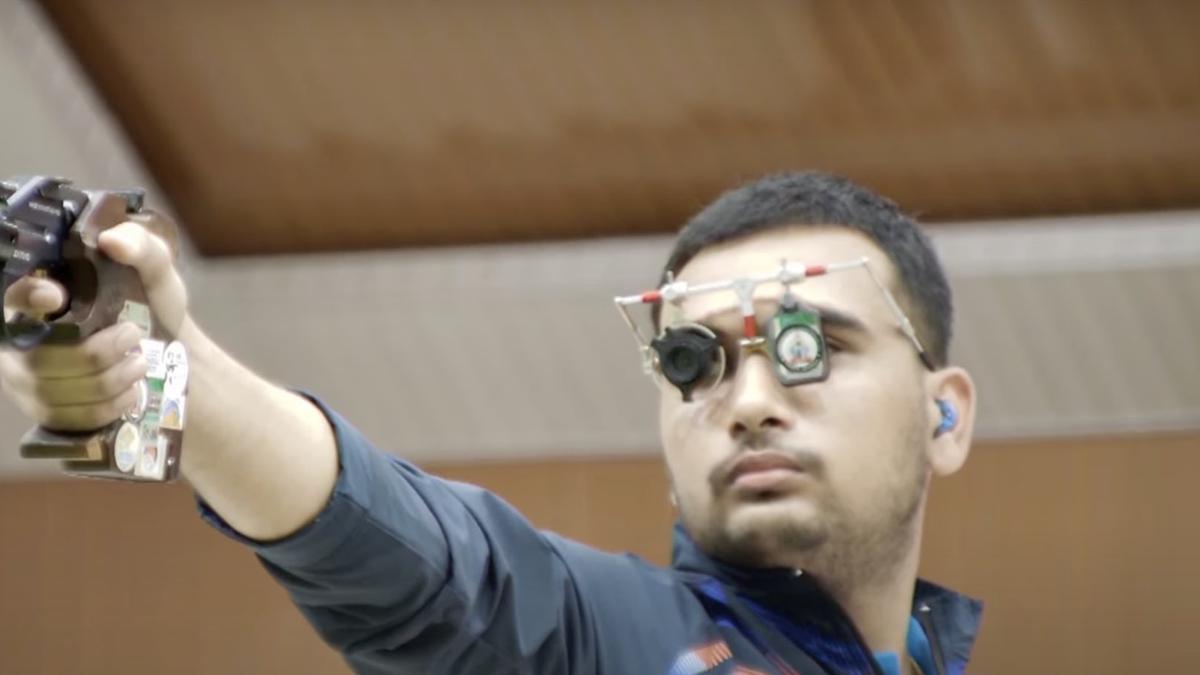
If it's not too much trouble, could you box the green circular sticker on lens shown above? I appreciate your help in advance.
[775,325,823,372]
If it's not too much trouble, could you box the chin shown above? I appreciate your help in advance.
[716,496,829,564]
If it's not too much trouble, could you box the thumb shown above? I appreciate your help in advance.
[98,222,189,335]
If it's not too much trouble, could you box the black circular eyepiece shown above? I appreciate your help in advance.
[665,344,699,379]
[650,325,722,402]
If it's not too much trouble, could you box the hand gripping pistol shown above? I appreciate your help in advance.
[1,176,187,482]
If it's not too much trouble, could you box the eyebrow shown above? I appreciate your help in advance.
[688,300,871,335]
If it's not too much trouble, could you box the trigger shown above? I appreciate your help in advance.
[7,318,50,351]
[27,268,50,322]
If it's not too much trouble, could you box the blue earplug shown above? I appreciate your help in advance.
[935,399,957,438]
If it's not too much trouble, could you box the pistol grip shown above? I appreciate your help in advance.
[19,424,111,461]
[18,365,186,483]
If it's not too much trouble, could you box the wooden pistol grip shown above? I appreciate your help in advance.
[47,193,181,342]
[19,424,114,461]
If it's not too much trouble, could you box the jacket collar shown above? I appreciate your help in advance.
[669,523,984,673]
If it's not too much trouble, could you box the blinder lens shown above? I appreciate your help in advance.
[650,324,725,402]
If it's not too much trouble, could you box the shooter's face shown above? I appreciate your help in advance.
[659,226,934,569]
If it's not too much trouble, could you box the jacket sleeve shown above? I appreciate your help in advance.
[197,396,597,675]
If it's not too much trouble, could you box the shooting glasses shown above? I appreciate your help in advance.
[613,258,935,402]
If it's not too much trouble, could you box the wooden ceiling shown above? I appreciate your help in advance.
[41,0,1200,256]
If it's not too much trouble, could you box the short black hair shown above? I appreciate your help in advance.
[657,171,952,367]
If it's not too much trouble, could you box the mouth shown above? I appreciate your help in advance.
[726,451,810,493]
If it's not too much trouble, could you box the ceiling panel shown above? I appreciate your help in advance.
[36,0,1200,255]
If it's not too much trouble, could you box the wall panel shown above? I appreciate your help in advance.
[2,433,1198,673]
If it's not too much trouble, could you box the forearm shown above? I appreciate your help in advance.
[171,324,597,672]
[176,317,338,541]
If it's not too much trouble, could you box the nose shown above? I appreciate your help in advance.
[724,351,796,439]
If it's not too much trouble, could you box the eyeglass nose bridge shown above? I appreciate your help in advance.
[729,336,787,387]
[738,335,768,353]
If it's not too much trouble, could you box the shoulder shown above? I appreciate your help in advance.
[541,533,729,674]
[542,532,718,633]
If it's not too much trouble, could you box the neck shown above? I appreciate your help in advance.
[829,535,921,665]
[799,510,926,669]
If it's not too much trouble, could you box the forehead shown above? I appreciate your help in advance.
[668,226,897,323]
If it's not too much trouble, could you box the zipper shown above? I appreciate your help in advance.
[915,604,947,675]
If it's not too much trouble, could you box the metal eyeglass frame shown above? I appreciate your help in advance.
[613,257,936,389]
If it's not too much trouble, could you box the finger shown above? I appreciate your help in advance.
[0,348,29,391]
[98,222,187,332]
[3,276,68,319]
[5,353,147,406]
[23,321,144,378]
[34,385,141,432]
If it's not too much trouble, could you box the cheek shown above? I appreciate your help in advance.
[799,361,922,494]
[820,348,915,420]
[658,387,715,447]
[659,396,721,502]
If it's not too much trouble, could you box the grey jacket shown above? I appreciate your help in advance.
[201,398,982,674]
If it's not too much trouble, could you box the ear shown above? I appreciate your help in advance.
[924,365,977,477]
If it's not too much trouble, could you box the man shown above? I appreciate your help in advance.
[0,172,980,674]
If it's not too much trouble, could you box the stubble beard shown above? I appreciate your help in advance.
[691,419,930,593]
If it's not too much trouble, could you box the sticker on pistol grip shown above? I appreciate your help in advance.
[113,422,140,473]
[122,379,149,423]
[145,377,164,409]
[134,430,168,480]
[139,339,166,380]
[118,301,152,337]
[160,397,185,430]
[163,342,188,398]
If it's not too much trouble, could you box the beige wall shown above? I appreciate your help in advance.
[2,433,1198,674]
